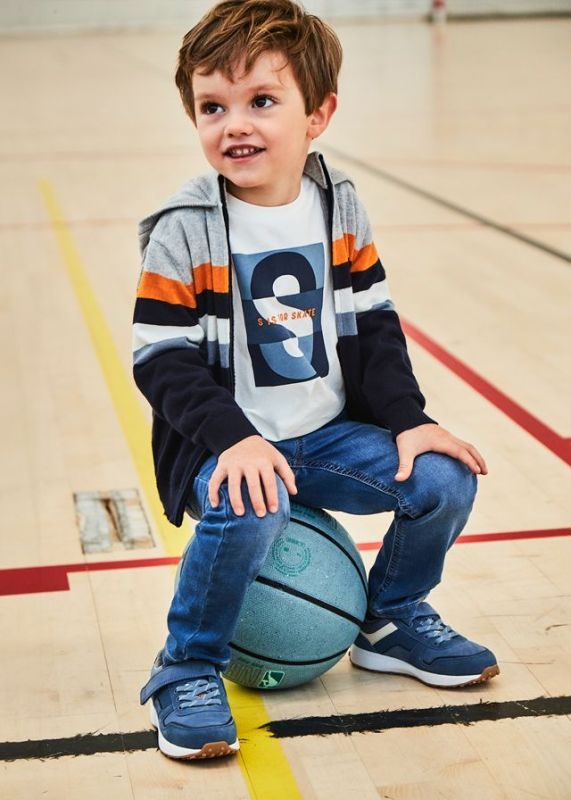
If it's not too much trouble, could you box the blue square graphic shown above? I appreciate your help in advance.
[233,243,329,387]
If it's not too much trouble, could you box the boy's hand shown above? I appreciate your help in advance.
[208,436,297,517]
[395,423,488,482]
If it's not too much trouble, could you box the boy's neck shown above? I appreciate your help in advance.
[224,164,306,207]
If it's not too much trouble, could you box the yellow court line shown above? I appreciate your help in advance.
[39,179,304,800]
[38,180,187,558]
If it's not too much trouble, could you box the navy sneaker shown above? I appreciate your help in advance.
[350,603,499,688]
[140,650,239,759]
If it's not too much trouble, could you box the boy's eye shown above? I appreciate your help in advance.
[201,102,224,115]
[252,95,275,109]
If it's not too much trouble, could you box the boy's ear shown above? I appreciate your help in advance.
[307,92,338,140]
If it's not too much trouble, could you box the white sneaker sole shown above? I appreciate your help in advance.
[350,645,500,688]
[149,701,240,759]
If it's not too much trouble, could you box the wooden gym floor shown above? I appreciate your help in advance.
[1,15,570,800]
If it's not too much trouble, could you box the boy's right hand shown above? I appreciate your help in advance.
[208,436,297,518]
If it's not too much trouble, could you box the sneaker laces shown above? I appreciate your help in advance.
[175,677,222,710]
[414,615,458,645]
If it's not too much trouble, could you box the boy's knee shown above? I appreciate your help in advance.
[412,453,477,516]
[258,478,291,532]
[228,480,290,571]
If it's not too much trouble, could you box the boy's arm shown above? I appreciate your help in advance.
[347,185,434,437]
[347,186,487,479]
[132,232,259,457]
[357,304,433,436]
[133,223,297,515]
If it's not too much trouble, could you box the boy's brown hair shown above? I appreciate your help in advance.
[175,0,342,124]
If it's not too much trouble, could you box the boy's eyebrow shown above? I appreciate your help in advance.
[248,83,285,94]
[194,83,284,102]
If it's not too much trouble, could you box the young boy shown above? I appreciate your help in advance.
[133,0,499,761]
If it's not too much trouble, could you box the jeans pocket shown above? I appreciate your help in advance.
[185,497,200,520]
[185,478,204,520]
[185,456,217,520]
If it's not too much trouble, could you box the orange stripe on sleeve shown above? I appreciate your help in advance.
[137,271,196,308]
[212,265,229,294]
[332,233,355,267]
[333,235,378,273]
[193,262,229,295]
[350,242,379,273]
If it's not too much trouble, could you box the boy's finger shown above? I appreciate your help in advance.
[228,470,244,515]
[244,469,266,517]
[434,440,482,475]
[208,468,224,507]
[395,442,415,481]
[445,441,481,474]
[260,466,279,513]
[458,449,482,475]
[395,458,414,481]
[276,459,297,495]
[467,444,488,474]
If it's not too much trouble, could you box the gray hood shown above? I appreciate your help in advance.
[137,150,352,255]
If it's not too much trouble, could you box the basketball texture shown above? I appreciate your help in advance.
[222,503,368,690]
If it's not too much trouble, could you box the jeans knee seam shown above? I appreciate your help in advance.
[293,437,304,467]
[301,461,417,517]
[377,516,405,594]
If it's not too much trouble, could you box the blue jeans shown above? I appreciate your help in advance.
[162,409,477,669]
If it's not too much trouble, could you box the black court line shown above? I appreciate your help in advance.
[1,695,569,761]
[263,694,571,739]
[0,730,157,762]
[323,144,571,265]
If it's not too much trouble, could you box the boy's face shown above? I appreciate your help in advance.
[192,51,336,206]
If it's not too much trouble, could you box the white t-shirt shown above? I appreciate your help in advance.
[226,175,346,441]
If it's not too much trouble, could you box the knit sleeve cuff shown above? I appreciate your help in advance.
[381,397,438,439]
[195,410,261,456]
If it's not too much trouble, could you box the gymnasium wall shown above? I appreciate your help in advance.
[0,0,570,34]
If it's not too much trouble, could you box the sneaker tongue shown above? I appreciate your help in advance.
[411,601,439,621]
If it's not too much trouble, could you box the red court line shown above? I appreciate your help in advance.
[358,527,571,550]
[1,528,569,598]
[402,319,571,466]
[0,557,180,597]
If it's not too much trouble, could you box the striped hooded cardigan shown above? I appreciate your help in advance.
[133,151,434,527]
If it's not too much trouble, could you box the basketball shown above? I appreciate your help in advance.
[221,503,368,690]
[174,502,367,690]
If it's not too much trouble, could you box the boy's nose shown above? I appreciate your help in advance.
[224,110,254,137]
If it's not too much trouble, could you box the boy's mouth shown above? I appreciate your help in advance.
[224,145,265,160]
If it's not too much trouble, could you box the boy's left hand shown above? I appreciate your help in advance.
[395,423,488,482]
